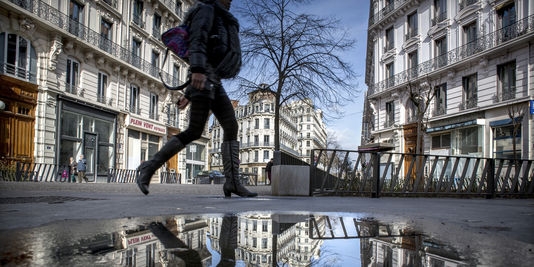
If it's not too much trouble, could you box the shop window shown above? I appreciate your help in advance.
[493,124,521,159]
[431,133,450,149]
[0,33,37,82]
[458,127,480,155]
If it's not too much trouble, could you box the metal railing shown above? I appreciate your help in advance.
[369,14,534,96]
[310,149,534,198]
[7,0,186,88]
[0,162,79,182]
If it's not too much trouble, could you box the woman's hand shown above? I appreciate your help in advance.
[177,95,190,109]
[191,72,206,90]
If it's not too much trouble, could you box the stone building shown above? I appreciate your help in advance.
[0,0,207,183]
[362,0,533,160]
[210,85,327,183]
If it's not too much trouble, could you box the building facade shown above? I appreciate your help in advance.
[209,86,328,182]
[363,0,533,160]
[0,0,211,183]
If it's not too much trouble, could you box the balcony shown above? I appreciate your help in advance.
[368,0,412,26]
[493,87,517,103]
[0,62,37,83]
[459,98,477,111]
[7,0,181,87]
[368,14,534,96]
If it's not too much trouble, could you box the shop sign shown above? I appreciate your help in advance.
[125,233,155,247]
[128,116,166,135]
[530,100,534,115]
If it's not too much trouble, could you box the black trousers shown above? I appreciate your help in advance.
[176,84,238,144]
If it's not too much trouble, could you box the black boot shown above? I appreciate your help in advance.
[217,215,238,267]
[222,141,258,198]
[136,136,185,195]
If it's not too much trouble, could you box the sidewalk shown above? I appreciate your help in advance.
[1,181,533,265]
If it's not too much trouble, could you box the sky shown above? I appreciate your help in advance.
[229,0,371,151]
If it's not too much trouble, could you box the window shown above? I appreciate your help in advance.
[151,50,160,77]
[462,74,477,109]
[132,39,141,67]
[146,243,156,267]
[66,58,79,94]
[133,0,143,26]
[254,151,259,162]
[0,33,37,82]
[166,103,179,128]
[458,127,480,155]
[385,101,395,127]
[150,93,158,120]
[434,83,446,115]
[497,61,516,101]
[385,27,394,51]
[97,72,107,103]
[173,64,180,86]
[264,118,270,129]
[129,84,140,114]
[263,135,270,146]
[255,118,259,129]
[69,1,84,36]
[463,22,478,54]
[406,12,418,40]
[498,3,516,42]
[254,135,259,146]
[263,150,269,161]
[408,50,418,78]
[262,238,268,249]
[435,37,447,67]
[100,19,112,52]
[493,124,521,159]
[433,0,447,25]
[153,13,161,38]
[385,62,394,87]
[175,1,183,18]
[431,133,450,149]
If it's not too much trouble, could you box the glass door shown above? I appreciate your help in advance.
[83,132,98,182]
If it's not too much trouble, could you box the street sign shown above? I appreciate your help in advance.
[530,100,534,115]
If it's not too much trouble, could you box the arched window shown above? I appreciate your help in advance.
[0,33,37,83]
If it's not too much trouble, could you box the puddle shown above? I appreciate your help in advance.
[0,212,501,266]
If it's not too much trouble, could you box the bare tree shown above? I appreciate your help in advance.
[234,0,358,151]
[406,76,440,155]
[506,102,528,161]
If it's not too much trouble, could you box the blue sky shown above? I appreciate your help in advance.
[230,0,371,150]
[300,0,371,150]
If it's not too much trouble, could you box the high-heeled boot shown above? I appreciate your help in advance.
[217,215,238,267]
[221,141,258,198]
[136,136,185,195]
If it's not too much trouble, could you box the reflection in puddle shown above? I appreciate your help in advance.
[0,213,472,266]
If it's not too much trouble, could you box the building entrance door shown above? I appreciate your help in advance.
[83,132,98,182]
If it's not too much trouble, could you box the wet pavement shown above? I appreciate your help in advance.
[0,182,533,266]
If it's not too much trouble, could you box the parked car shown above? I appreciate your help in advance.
[195,170,225,184]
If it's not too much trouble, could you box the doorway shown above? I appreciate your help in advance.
[83,132,98,182]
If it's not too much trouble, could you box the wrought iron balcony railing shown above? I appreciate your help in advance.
[368,0,410,26]
[368,14,534,96]
[8,0,185,88]
[0,62,37,83]
[459,0,477,11]
[431,11,447,26]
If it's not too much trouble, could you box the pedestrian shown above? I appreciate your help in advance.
[69,157,77,183]
[136,0,257,198]
[77,154,87,183]
[265,158,273,185]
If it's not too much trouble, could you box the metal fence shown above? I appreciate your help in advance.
[310,149,534,198]
[0,162,180,184]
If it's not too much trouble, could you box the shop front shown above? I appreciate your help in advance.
[125,115,167,178]
[58,98,117,182]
